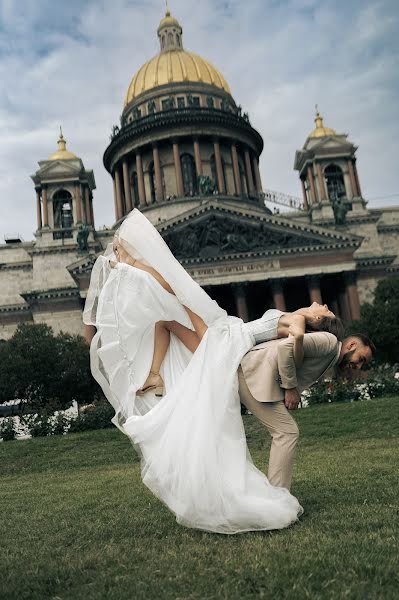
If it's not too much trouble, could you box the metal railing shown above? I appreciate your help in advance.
[262,189,305,212]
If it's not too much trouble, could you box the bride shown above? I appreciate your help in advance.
[84,209,342,534]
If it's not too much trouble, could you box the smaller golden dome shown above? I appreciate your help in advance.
[309,108,336,138]
[48,129,78,160]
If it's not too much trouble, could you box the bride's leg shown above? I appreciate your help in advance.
[137,321,170,395]
[182,306,208,340]
[165,321,202,353]
[138,320,202,394]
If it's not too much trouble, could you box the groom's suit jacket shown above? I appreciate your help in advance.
[240,332,341,403]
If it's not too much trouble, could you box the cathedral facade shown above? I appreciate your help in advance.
[1,11,398,340]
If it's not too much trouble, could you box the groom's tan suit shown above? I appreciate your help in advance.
[238,332,341,490]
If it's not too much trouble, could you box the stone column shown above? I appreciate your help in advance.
[122,159,133,213]
[113,176,119,221]
[307,275,323,304]
[75,183,83,224]
[153,145,164,202]
[347,160,358,197]
[84,187,91,226]
[213,140,226,194]
[338,285,352,324]
[345,272,361,321]
[172,141,184,197]
[354,161,362,198]
[89,193,95,229]
[252,156,263,194]
[300,179,309,210]
[42,186,49,227]
[244,148,255,196]
[193,139,202,176]
[114,168,124,218]
[307,165,317,204]
[231,144,241,195]
[135,153,146,207]
[316,163,327,201]
[271,279,286,311]
[233,283,249,322]
[36,189,42,230]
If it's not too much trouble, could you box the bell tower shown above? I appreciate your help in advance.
[294,108,366,224]
[31,130,96,246]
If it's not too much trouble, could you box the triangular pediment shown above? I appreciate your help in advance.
[157,201,362,262]
[36,159,82,178]
[307,136,353,152]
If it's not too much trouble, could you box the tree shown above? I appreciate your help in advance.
[0,323,100,413]
[348,276,399,364]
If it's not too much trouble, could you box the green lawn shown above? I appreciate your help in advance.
[1,397,398,600]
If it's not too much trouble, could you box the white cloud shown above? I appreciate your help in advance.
[0,0,398,241]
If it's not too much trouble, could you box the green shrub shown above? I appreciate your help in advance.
[303,365,399,406]
[348,276,399,364]
[0,417,17,441]
[30,415,53,437]
[69,402,114,433]
[52,413,69,436]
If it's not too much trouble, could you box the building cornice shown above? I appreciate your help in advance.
[355,255,396,269]
[21,287,80,303]
[0,303,31,315]
[0,261,32,271]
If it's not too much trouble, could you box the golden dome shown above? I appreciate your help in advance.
[124,11,231,107]
[48,130,78,160]
[309,108,336,138]
[124,50,231,106]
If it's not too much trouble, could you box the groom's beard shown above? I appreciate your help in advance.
[338,349,356,370]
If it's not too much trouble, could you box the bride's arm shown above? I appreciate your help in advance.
[277,314,305,367]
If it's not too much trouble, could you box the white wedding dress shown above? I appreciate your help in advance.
[84,209,302,534]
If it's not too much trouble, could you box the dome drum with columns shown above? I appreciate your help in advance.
[1,11,399,341]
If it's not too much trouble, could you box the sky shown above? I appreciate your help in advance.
[0,0,398,241]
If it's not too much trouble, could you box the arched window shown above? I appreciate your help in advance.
[52,189,73,238]
[168,32,173,45]
[181,153,198,195]
[131,172,139,207]
[176,34,181,47]
[210,154,226,193]
[161,35,165,49]
[324,164,346,202]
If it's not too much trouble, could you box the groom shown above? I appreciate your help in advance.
[238,331,375,490]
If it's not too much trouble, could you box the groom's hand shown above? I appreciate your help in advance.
[284,388,301,410]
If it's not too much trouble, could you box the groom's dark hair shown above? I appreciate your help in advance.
[346,333,376,357]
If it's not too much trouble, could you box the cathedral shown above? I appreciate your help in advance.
[1,10,398,340]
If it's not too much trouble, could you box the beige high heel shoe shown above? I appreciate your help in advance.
[136,371,164,397]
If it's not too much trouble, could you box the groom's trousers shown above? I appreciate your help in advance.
[238,367,299,491]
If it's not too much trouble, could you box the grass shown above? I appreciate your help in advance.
[1,396,398,600]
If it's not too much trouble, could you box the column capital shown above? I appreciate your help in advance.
[270,278,285,291]
[306,274,321,286]
[344,271,358,285]
[232,282,249,291]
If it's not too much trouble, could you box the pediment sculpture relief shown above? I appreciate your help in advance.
[163,215,324,259]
